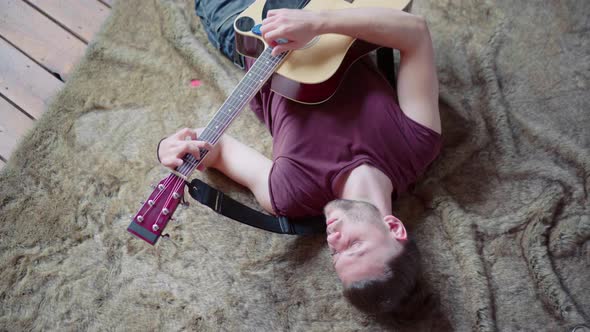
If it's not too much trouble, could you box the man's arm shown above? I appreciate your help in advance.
[261,8,441,133]
[158,128,274,214]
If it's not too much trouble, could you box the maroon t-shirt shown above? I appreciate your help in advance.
[245,56,441,217]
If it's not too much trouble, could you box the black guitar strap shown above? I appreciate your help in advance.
[377,47,396,90]
[186,179,326,235]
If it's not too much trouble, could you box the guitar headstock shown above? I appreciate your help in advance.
[127,174,186,245]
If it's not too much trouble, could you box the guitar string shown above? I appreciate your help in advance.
[167,48,282,179]
[200,48,279,141]
[140,48,286,226]
[155,176,185,229]
[199,50,281,141]
[205,48,284,136]
[177,63,282,175]
[191,48,284,150]
[140,173,180,227]
[177,48,286,175]
[179,48,281,169]
[176,51,284,176]
[201,52,285,150]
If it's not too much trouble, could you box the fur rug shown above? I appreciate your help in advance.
[1,0,588,330]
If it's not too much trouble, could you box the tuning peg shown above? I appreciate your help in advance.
[180,197,189,207]
[160,234,173,244]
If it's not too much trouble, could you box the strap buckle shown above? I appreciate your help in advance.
[214,191,223,212]
[278,216,294,234]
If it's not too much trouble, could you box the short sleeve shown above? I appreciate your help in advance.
[395,109,442,175]
[268,157,331,218]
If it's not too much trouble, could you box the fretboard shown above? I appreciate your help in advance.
[176,47,287,177]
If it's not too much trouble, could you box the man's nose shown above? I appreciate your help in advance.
[327,231,341,247]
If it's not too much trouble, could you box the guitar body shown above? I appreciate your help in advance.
[234,0,412,104]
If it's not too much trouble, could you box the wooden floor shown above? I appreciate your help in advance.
[0,0,114,170]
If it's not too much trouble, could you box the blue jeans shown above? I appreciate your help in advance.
[195,0,254,69]
[195,0,306,68]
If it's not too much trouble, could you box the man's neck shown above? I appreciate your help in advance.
[337,164,393,217]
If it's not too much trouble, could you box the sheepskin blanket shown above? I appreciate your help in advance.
[1,0,588,330]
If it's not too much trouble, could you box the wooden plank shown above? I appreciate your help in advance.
[27,0,110,43]
[0,38,63,119]
[0,97,34,161]
[0,0,86,80]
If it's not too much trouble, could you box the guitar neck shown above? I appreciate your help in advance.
[176,47,287,178]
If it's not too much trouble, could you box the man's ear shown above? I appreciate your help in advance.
[383,215,407,241]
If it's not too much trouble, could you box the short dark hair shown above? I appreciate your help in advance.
[343,236,422,316]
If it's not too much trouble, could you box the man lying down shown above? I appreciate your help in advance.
[157,0,441,317]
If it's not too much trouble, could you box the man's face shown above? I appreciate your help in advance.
[324,200,405,286]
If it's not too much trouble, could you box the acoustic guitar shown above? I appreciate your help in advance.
[235,0,412,104]
[127,0,412,245]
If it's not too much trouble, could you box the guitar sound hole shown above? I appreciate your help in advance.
[236,16,255,32]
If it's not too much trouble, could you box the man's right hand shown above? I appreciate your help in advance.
[260,9,323,56]
[158,127,214,170]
